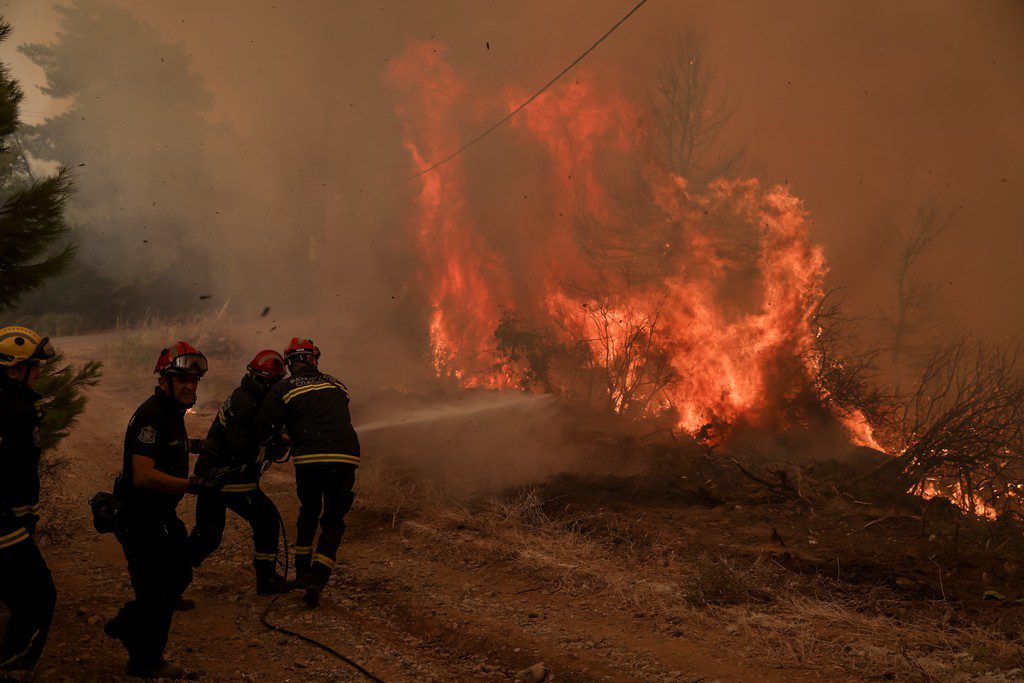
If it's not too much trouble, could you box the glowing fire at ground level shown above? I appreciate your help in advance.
[919,480,1001,520]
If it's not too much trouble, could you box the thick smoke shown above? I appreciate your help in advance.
[353,392,618,492]
[1,0,1021,400]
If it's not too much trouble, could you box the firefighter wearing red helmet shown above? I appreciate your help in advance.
[252,337,360,608]
[0,326,57,672]
[187,350,289,595]
[105,342,220,680]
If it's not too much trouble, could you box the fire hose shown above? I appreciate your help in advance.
[93,446,386,678]
[254,461,385,683]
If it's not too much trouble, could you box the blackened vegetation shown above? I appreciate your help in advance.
[498,273,1024,534]
[493,312,560,394]
[807,290,889,432]
[524,432,1024,620]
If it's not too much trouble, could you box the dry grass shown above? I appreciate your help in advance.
[728,597,1024,679]
[377,483,1024,680]
[99,305,243,373]
[21,311,92,337]
[353,463,430,529]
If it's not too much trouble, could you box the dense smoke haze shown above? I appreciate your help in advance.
[5,6,1024,677]
[1,0,1021,396]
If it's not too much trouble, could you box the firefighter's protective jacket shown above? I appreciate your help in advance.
[116,389,190,516]
[0,377,43,547]
[194,374,269,489]
[252,365,360,467]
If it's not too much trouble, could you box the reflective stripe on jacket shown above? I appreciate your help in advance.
[252,366,360,466]
[0,377,43,540]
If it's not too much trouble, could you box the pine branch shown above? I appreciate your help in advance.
[34,352,103,451]
[0,169,76,311]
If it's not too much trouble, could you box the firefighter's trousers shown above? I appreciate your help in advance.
[188,486,280,569]
[109,512,192,668]
[294,464,356,588]
[0,534,56,670]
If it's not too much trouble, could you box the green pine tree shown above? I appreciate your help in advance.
[0,21,75,309]
[0,17,101,537]
[15,0,243,326]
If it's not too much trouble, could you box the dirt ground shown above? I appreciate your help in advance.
[7,333,1024,681]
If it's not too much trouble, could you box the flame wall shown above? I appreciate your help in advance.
[385,41,874,441]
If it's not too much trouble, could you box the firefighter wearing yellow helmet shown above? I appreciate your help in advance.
[0,326,57,672]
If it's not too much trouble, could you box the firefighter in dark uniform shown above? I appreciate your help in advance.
[252,337,360,608]
[104,342,221,680]
[188,349,289,595]
[0,326,57,672]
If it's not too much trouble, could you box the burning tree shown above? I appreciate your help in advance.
[557,292,678,420]
[647,27,745,187]
[380,31,1024,526]
[385,40,882,447]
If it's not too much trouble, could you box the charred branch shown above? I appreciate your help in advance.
[894,339,1024,515]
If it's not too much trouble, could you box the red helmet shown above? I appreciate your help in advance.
[154,341,208,376]
[247,349,285,381]
[283,337,320,364]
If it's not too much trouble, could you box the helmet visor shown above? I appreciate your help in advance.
[249,366,284,380]
[29,337,56,363]
[165,353,208,375]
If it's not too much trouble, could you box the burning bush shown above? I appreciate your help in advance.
[889,340,1024,517]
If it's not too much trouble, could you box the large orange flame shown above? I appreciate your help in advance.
[385,43,510,386]
[387,42,879,446]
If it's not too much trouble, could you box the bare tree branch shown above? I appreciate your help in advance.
[891,339,1024,516]
[879,199,961,370]
[647,26,745,187]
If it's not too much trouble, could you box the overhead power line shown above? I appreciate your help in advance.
[372,0,649,191]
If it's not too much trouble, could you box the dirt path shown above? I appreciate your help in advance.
[19,342,821,681]
[39,496,814,682]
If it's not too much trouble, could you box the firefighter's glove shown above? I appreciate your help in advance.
[237,462,263,480]
[187,438,206,454]
[187,475,222,496]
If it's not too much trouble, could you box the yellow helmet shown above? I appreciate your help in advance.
[0,326,56,366]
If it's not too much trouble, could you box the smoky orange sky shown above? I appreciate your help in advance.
[2,0,1022,354]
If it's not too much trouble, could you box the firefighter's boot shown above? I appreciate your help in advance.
[254,561,289,596]
[303,583,322,608]
[293,553,312,589]
[303,561,330,608]
[103,616,129,648]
